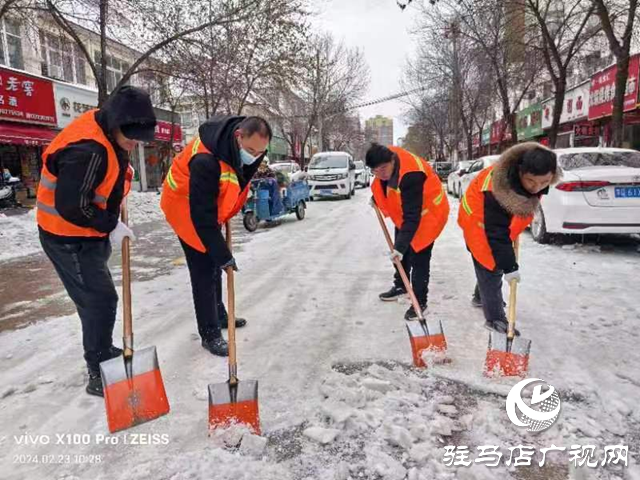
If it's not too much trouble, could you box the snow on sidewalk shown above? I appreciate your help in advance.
[1,191,639,480]
[0,191,166,263]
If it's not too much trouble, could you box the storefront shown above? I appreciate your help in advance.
[0,67,58,198]
[541,80,595,148]
[140,109,183,191]
[489,118,512,152]
[267,135,289,163]
[516,102,543,143]
[588,54,639,149]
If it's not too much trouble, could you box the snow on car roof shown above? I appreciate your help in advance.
[312,151,350,156]
[554,147,639,155]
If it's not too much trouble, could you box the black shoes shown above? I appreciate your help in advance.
[202,337,229,357]
[86,370,104,397]
[85,345,123,397]
[471,295,483,308]
[404,305,427,321]
[218,310,247,329]
[379,286,407,302]
[484,320,520,337]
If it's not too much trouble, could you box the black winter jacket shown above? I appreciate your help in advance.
[188,116,264,266]
[39,86,156,243]
[381,159,427,254]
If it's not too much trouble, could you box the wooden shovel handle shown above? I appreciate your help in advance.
[121,199,133,356]
[373,203,425,322]
[507,237,520,340]
[225,222,238,384]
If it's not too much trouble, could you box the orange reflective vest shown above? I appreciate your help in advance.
[457,166,532,271]
[37,110,132,238]
[371,146,449,252]
[161,136,250,253]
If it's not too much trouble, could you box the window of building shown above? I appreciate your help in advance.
[40,31,87,85]
[93,51,130,92]
[0,18,24,70]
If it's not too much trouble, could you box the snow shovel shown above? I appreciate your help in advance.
[100,199,170,433]
[208,222,260,434]
[484,237,531,377]
[372,203,447,368]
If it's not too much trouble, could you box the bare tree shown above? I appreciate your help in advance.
[592,0,638,147]
[446,0,542,147]
[522,0,598,147]
[268,34,369,167]
[405,5,495,160]
[43,0,261,104]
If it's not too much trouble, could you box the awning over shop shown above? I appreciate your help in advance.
[0,121,58,146]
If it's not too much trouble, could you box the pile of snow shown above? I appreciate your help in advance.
[0,191,162,262]
[276,363,512,479]
[127,190,165,226]
[0,208,38,262]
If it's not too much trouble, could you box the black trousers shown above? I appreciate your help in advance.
[392,235,434,307]
[40,233,118,373]
[180,240,227,341]
[472,257,507,325]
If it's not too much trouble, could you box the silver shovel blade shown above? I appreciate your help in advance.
[488,331,507,352]
[405,319,445,338]
[208,380,259,405]
[100,346,161,386]
[510,336,532,356]
[487,331,531,355]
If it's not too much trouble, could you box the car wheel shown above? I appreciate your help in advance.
[531,205,550,244]
[295,201,306,220]
[243,212,258,232]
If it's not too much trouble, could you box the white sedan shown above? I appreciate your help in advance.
[531,147,640,243]
[447,160,475,198]
[459,155,500,196]
[354,160,371,188]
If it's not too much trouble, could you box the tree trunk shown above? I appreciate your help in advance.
[610,55,630,147]
[548,76,567,149]
[97,0,109,105]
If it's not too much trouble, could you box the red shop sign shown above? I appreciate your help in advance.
[588,54,639,120]
[0,68,57,126]
[490,119,512,144]
[154,120,182,143]
[573,123,600,138]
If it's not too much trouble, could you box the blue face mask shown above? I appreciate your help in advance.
[240,148,259,166]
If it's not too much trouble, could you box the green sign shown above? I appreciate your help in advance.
[516,103,543,140]
[268,136,289,156]
[481,126,491,146]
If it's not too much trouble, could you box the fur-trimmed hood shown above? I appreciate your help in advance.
[491,142,562,217]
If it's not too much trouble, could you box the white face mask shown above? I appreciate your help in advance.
[240,148,259,165]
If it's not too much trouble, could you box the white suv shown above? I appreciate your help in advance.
[307,152,356,200]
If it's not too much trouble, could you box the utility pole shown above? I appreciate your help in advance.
[445,19,462,163]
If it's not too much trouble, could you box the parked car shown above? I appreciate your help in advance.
[531,147,640,243]
[270,161,301,175]
[354,160,371,188]
[433,161,454,182]
[459,155,500,196]
[307,151,357,200]
[447,160,475,198]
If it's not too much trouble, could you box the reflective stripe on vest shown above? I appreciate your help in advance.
[166,168,178,191]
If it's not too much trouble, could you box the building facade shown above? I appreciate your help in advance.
[0,12,182,197]
[365,115,394,147]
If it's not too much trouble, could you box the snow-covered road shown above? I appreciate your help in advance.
[1,191,639,479]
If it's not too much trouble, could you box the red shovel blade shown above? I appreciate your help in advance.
[406,320,448,368]
[208,380,260,435]
[100,346,170,433]
[483,332,531,377]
